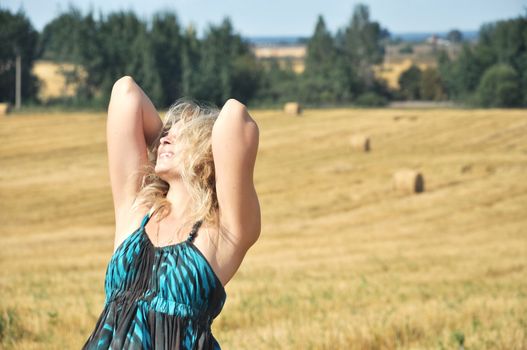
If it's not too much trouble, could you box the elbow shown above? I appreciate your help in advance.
[223,99,253,121]
[223,98,246,110]
[111,76,138,96]
[212,99,259,153]
[109,76,142,111]
[221,98,258,128]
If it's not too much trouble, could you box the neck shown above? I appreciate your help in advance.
[164,177,192,221]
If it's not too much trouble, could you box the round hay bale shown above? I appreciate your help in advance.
[0,103,11,116]
[284,102,302,115]
[393,169,425,194]
[350,134,371,152]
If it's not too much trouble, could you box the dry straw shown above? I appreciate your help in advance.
[393,169,425,194]
[349,134,371,152]
[0,103,11,116]
[284,102,302,115]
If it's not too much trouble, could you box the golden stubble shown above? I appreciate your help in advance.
[0,108,526,349]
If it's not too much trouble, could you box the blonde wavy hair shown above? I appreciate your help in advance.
[131,99,220,229]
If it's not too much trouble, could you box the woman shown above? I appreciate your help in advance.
[82,76,261,349]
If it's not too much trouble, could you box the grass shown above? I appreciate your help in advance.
[0,108,526,349]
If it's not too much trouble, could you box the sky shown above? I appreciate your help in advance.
[2,0,525,36]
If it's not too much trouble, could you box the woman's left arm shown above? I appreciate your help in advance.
[212,99,261,248]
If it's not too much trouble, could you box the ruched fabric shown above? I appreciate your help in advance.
[82,211,226,349]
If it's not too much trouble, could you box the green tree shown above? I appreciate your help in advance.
[181,25,201,98]
[398,65,422,100]
[437,14,527,106]
[0,9,39,104]
[420,67,446,101]
[301,15,352,103]
[197,18,259,105]
[437,44,492,101]
[128,26,163,105]
[75,13,105,101]
[39,8,85,62]
[255,59,299,105]
[229,53,262,104]
[340,3,385,90]
[149,12,184,106]
[483,16,527,105]
[446,29,463,43]
[97,12,146,99]
[476,63,521,107]
[39,8,102,102]
[305,16,335,76]
[38,10,265,106]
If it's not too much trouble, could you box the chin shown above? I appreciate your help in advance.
[154,165,180,182]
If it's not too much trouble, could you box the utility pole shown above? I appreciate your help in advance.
[15,54,21,109]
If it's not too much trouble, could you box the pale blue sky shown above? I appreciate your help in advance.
[2,0,525,36]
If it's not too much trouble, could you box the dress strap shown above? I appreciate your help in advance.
[140,207,155,229]
[186,220,203,243]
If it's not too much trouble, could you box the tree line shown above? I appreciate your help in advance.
[0,5,526,108]
[398,15,527,107]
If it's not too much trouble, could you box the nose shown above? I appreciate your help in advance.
[160,134,172,145]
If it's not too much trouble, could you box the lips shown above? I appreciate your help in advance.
[158,151,174,159]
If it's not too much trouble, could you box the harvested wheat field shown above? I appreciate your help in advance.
[0,108,526,349]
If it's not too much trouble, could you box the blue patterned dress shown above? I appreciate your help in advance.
[82,211,226,349]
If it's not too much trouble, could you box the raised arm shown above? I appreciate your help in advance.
[212,99,261,248]
[106,76,163,227]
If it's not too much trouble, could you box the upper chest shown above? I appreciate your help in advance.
[143,216,232,287]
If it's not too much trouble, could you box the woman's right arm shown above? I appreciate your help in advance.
[106,76,163,229]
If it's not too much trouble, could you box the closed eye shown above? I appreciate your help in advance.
[160,119,180,138]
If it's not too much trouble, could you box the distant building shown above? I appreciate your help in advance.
[425,35,451,47]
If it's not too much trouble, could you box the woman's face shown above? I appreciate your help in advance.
[155,121,182,179]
